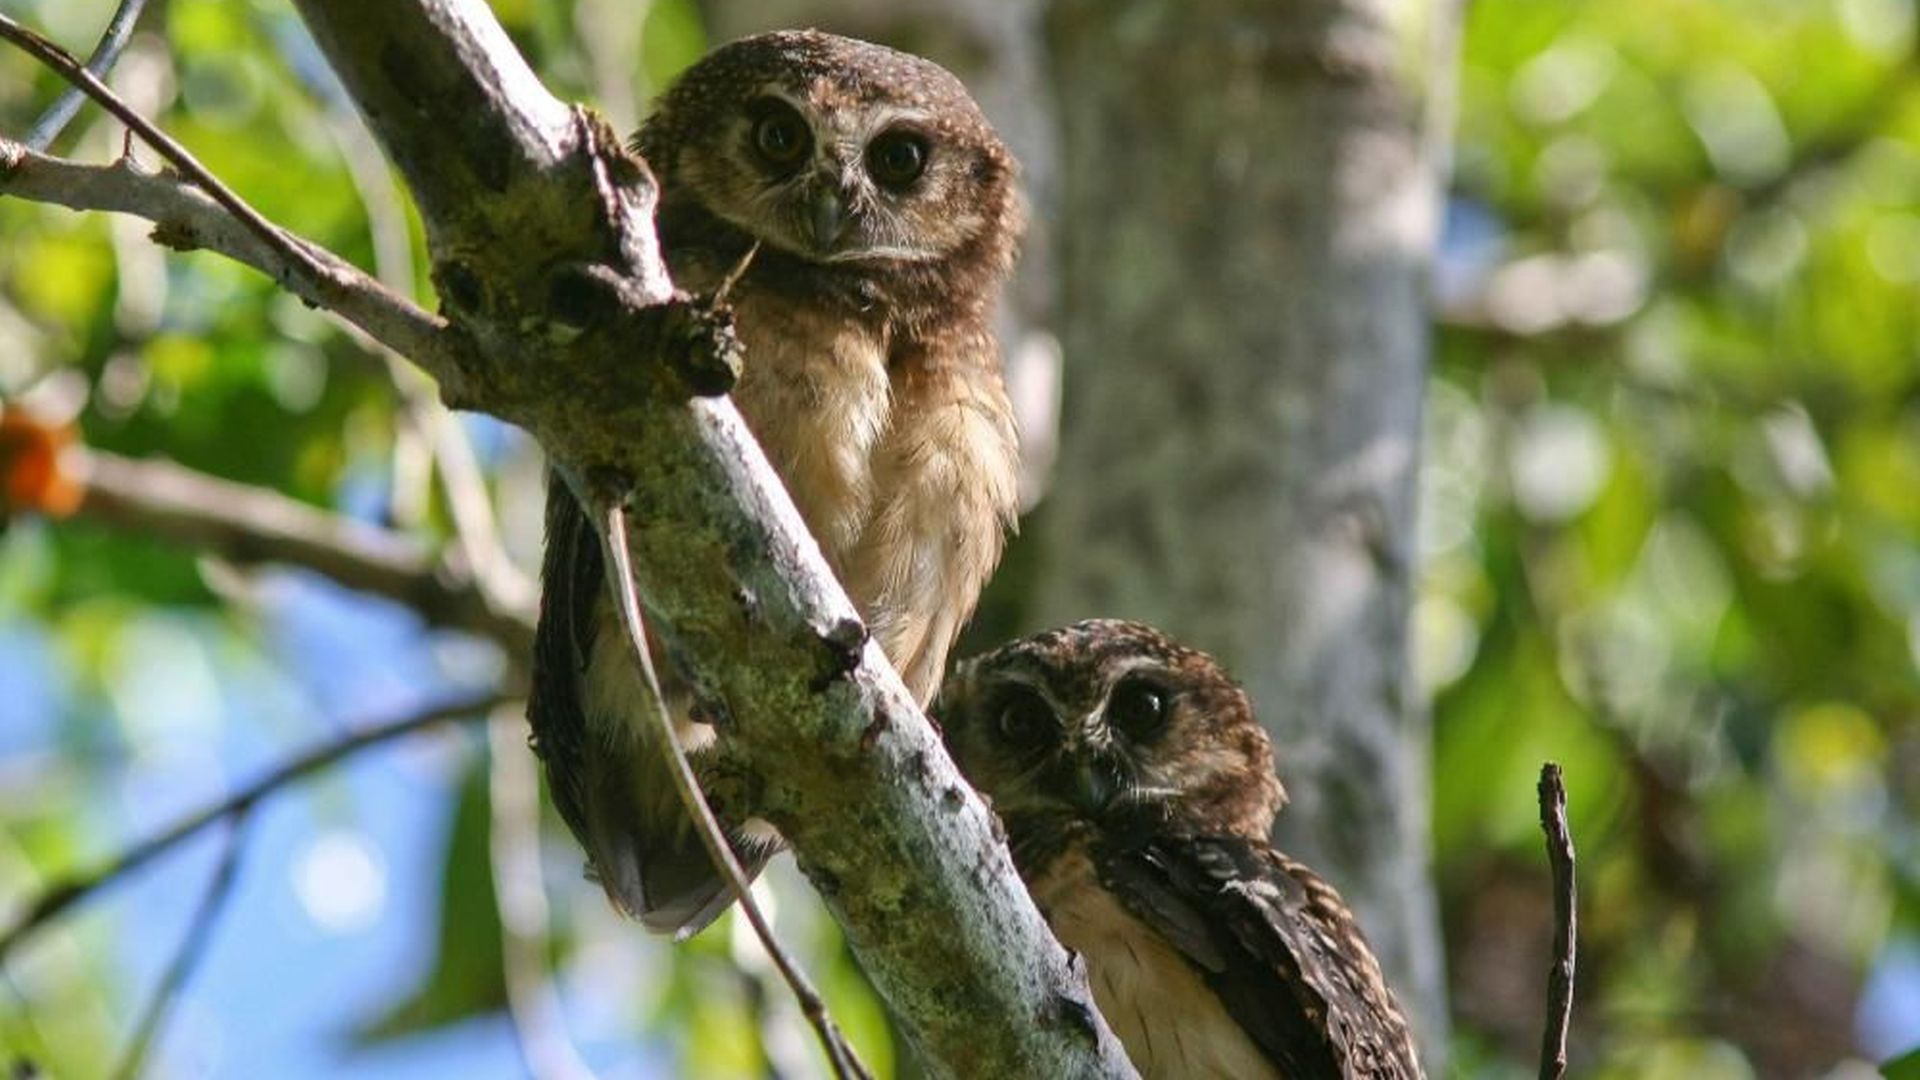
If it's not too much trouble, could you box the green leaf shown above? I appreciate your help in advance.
[1883,1046,1920,1080]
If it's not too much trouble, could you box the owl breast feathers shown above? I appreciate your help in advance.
[938,620,1426,1080]
[528,30,1022,936]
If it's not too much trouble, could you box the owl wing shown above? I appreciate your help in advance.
[528,474,773,938]
[527,472,602,848]
[1093,832,1425,1080]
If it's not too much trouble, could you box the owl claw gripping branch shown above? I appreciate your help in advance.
[528,31,1022,938]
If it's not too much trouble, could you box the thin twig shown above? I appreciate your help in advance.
[317,94,439,531]
[0,12,328,285]
[712,240,761,308]
[314,85,524,611]
[110,812,250,1080]
[23,0,148,151]
[344,177,532,649]
[0,693,503,960]
[0,138,451,368]
[0,140,452,372]
[57,444,538,650]
[595,496,873,1080]
[1537,763,1577,1080]
[0,12,466,400]
[414,390,537,623]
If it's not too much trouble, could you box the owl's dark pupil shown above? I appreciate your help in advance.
[995,689,1053,745]
[752,106,808,167]
[868,132,929,189]
[1108,679,1168,740]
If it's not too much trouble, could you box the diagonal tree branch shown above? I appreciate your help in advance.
[0,692,503,960]
[284,1,1134,1074]
[598,496,870,1080]
[1,2,1135,1072]
[23,0,148,151]
[61,444,536,651]
[110,812,249,1080]
[0,13,330,284]
[0,139,457,385]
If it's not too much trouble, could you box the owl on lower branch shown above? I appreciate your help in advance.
[937,620,1425,1080]
[528,31,1022,937]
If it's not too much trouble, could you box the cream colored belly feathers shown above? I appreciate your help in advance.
[1035,853,1283,1080]
[731,304,1018,706]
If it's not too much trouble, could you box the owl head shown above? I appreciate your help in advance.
[937,620,1287,852]
[638,30,1019,273]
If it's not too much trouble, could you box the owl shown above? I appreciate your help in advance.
[530,31,1022,936]
[937,621,1424,1080]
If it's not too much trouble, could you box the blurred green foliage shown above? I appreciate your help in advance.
[1432,0,1920,1074]
[0,0,1916,1077]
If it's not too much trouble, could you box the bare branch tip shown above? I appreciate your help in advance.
[1536,761,1577,1080]
[713,240,762,308]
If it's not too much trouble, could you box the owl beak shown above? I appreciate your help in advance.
[809,188,849,251]
[1067,762,1115,815]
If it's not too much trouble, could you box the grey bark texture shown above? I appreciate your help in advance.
[271,1,1136,1075]
[1037,0,1454,1059]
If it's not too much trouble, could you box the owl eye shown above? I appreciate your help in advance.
[993,687,1055,746]
[866,130,929,190]
[749,101,811,169]
[1107,677,1169,741]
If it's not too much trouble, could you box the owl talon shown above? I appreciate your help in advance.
[660,296,741,397]
[814,614,869,687]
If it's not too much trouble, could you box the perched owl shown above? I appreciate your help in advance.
[938,621,1424,1080]
[530,31,1022,936]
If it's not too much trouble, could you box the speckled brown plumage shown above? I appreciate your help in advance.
[529,30,1022,937]
[937,620,1424,1079]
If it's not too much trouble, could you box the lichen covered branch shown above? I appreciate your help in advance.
[599,497,872,1080]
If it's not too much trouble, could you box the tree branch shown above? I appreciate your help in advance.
[313,95,535,614]
[283,1,1133,1073]
[0,13,328,284]
[2,1,1134,1071]
[0,692,503,960]
[1537,763,1577,1080]
[0,138,458,385]
[598,496,870,1080]
[58,444,536,651]
[110,813,249,1080]
[23,0,148,151]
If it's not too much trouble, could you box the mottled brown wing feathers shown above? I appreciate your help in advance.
[528,475,767,936]
[528,473,601,839]
[1094,833,1424,1080]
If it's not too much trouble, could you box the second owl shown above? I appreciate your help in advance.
[939,621,1426,1079]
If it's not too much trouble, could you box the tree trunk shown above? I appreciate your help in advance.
[1039,0,1454,1058]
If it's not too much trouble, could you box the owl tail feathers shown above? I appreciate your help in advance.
[578,757,777,941]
